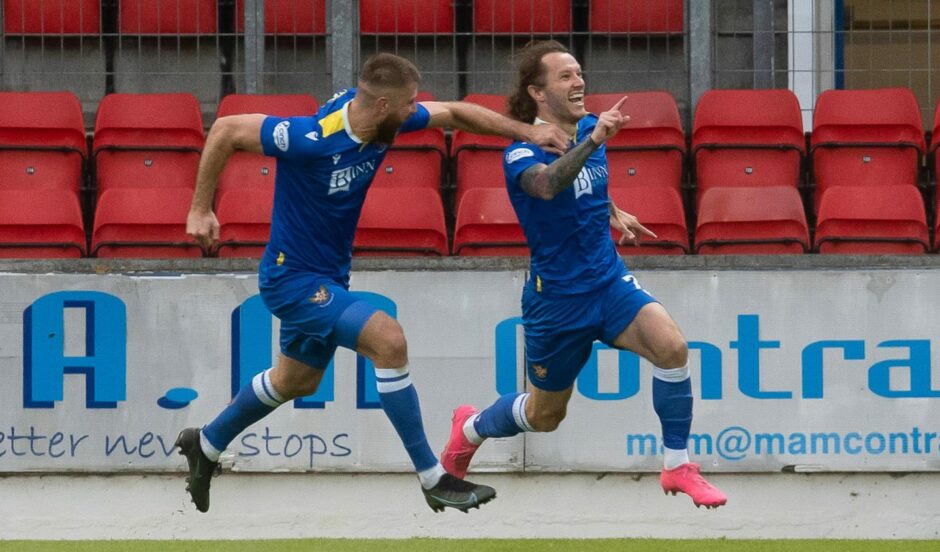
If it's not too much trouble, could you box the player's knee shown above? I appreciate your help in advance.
[274,369,321,399]
[371,326,408,368]
[528,408,566,432]
[290,376,320,398]
[655,337,688,369]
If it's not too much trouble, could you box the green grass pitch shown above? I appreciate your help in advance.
[2,540,937,551]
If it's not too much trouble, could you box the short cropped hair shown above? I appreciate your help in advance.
[359,53,421,90]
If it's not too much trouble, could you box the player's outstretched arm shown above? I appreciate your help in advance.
[518,96,629,201]
[421,101,568,155]
[187,114,266,250]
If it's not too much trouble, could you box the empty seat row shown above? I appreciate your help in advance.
[691,87,931,255]
[451,87,936,256]
[3,0,683,36]
[1,87,938,258]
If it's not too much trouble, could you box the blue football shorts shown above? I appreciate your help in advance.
[258,264,377,369]
[521,273,659,392]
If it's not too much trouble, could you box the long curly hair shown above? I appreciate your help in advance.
[507,40,570,122]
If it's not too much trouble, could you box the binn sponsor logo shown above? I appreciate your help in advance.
[328,159,377,194]
[574,164,608,199]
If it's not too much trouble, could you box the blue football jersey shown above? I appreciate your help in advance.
[258,88,430,285]
[503,114,627,296]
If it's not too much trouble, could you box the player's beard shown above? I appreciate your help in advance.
[375,117,400,146]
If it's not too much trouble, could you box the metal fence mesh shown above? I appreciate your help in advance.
[1,1,938,129]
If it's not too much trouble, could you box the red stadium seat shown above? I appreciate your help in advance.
[94,93,204,150]
[0,189,85,258]
[815,186,928,255]
[360,0,453,34]
[354,187,448,256]
[695,186,809,255]
[586,91,685,190]
[216,153,276,210]
[931,99,940,215]
[609,187,688,255]
[452,94,512,209]
[692,89,805,207]
[371,151,443,193]
[0,92,87,193]
[811,88,924,213]
[216,186,272,258]
[93,93,204,196]
[215,93,318,203]
[4,0,100,35]
[216,93,318,118]
[92,188,203,258]
[451,94,510,153]
[236,0,326,35]
[453,188,527,256]
[590,0,683,34]
[119,0,217,34]
[474,0,571,34]
[0,151,85,192]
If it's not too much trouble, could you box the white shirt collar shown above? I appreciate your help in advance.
[341,101,364,144]
[534,116,577,142]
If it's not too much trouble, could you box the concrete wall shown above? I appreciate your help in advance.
[1,472,938,539]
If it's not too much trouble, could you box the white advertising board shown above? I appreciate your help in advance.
[1,269,938,473]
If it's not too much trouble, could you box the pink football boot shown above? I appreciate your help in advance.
[660,462,728,509]
[441,405,481,479]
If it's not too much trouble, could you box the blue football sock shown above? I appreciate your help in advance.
[375,367,439,477]
[201,368,286,461]
[652,365,693,451]
[472,392,533,438]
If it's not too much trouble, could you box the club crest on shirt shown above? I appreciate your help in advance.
[531,363,548,380]
[309,285,334,307]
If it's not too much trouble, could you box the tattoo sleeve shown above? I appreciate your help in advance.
[518,138,599,200]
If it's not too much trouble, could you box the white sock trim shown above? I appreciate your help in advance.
[253,369,286,408]
[663,446,690,470]
[463,413,484,445]
[418,463,446,489]
[375,366,412,394]
[199,431,222,463]
[653,363,691,383]
[512,393,535,432]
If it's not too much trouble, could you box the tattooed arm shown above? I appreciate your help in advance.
[517,96,628,201]
[518,138,600,200]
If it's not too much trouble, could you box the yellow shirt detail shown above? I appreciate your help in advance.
[318,110,344,139]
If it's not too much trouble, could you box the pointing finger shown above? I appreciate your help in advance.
[635,222,658,239]
[611,95,629,113]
